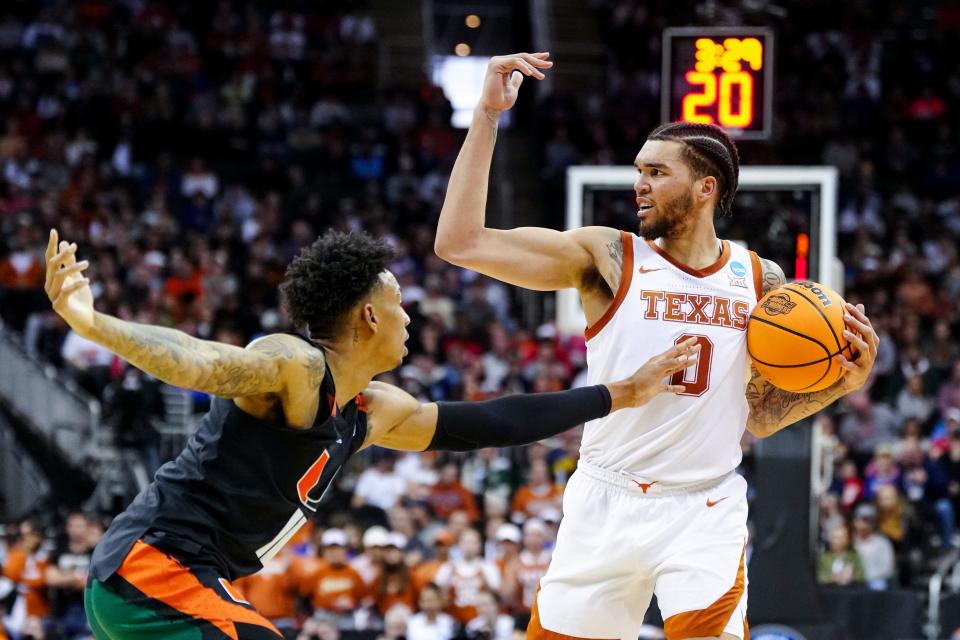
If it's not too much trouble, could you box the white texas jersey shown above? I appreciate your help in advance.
[582,231,763,485]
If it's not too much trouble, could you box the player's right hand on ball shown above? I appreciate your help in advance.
[609,337,700,410]
[478,52,552,114]
[45,228,95,336]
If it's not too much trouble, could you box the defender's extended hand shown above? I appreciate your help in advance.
[45,229,94,335]
[479,52,552,114]
[608,337,701,410]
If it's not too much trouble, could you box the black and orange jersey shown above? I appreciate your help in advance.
[91,338,368,582]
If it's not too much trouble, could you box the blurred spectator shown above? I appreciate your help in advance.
[875,484,923,554]
[833,458,864,511]
[851,504,896,590]
[818,523,865,586]
[896,375,935,424]
[429,463,480,523]
[298,613,340,640]
[419,275,455,330]
[371,533,416,616]
[300,529,367,621]
[352,526,389,587]
[434,529,501,625]
[491,523,521,610]
[819,493,846,544]
[0,225,44,331]
[940,362,960,416]
[839,392,900,457]
[406,582,456,640]
[513,519,552,620]
[462,448,516,510]
[106,367,165,478]
[60,329,117,396]
[464,590,515,640]
[511,460,563,522]
[234,549,301,639]
[353,451,407,512]
[899,442,956,550]
[863,445,901,499]
[412,530,455,595]
[396,452,440,493]
[378,604,412,640]
[941,430,960,518]
[1,518,49,638]
[46,512,95,640]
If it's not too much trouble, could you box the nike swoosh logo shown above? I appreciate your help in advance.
[638,266,662,274]
[706,497,728,507]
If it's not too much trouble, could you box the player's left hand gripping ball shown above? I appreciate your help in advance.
[836,303,879,391]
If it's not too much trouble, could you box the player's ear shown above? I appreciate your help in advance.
[361,303,378,335]
[697,175,718,204]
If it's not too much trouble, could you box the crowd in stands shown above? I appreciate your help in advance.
[2,0,960,638]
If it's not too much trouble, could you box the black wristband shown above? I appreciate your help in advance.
[426,384,612,452]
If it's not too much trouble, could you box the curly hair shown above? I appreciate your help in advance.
[280,230,395,341]
[647,122,741,215]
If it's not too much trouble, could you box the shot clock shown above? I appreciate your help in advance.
[662,27,774,140]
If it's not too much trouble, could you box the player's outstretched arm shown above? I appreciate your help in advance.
[745,258,880,437]
[44,229,302,398]
[435,52,616,292]
[361,338,701,451]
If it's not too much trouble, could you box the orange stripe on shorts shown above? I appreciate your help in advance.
[663,546,747,639]
[526,584,615,640]
[116,540,280,640]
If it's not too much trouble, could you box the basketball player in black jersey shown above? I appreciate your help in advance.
[44,224,702,640]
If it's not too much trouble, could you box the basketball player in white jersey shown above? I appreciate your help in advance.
[435,52,880,640]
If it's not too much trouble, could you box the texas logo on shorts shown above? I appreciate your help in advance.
[297,450,331,511]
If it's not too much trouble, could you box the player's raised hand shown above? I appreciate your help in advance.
[607,337,701,410]
[45,229,95,335]
[479,52,552,114]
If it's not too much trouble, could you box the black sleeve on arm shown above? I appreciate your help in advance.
[426,385,613,452]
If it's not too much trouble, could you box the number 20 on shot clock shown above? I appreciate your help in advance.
[661,27,774,140]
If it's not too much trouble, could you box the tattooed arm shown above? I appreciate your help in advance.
[745,258,880,438]
[44,229,311,399]
[88,315,298,397]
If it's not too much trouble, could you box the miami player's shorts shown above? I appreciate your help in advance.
[529,461,749,640]
[84,540,283,639]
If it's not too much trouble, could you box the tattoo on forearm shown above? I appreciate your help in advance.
[481,109,499,141]
[748,257,843,435]
[93,315,298,397]
[745,366,847,436]
[607,237,624,293]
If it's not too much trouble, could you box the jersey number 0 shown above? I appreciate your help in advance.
[670,334,714,396]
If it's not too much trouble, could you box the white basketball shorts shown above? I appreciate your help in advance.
[528,460,749,640]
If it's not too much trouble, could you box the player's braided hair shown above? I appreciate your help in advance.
[281,230,395,341]
[647,122,740,215]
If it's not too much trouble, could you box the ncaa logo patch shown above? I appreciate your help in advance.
[730,261,747,277]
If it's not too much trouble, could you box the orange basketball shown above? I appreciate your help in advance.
[746,281,854,392]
